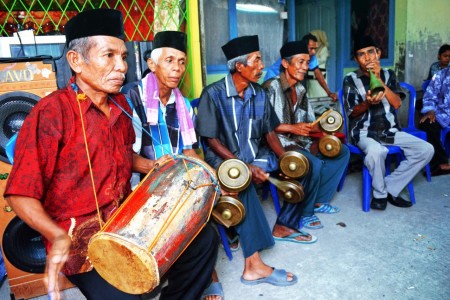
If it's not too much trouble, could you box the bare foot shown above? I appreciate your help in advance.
[272,224,314,242]
[241,252,295,282]
[439,163,450,170]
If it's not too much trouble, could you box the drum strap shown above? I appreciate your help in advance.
[72,83,104,230]
[110,97,176,159]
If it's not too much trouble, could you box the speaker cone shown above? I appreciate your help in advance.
[2,216,46,273]
[0,91,39,162]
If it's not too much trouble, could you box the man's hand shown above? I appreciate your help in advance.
[45,233,72,300]
[420,110,436,123]
[219,186,239,198]
[290,122,313,136]
[247,164,268,184]
[328,92,338,102]
[153,154,173,168]
[366,89,385,105]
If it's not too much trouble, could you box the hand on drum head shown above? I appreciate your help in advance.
[152,154,174,169]
[44,233,72,300]
[247,164,268,184]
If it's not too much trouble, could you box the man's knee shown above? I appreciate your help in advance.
[364,145,388,166]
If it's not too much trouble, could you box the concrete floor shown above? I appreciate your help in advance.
[1,170,449,300]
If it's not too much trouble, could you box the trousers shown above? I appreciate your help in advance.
[419,119,449,170]
[357,131,434,198]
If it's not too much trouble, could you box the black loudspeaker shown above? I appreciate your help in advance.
[0,92,39,163]
[2,216,46,274]
[0,59,58,163]
[0,161,74,299]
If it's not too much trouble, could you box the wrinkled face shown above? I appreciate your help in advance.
[438,50,450,67]
[150,47,186,89]
[354,46,380,71]
[75,36,128,94]
[283,53,310,82]
[239,51,264,83]
[307,40,318,56]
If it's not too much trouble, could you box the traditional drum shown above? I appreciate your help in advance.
[87,155,219,294]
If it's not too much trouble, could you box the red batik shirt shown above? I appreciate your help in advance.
[4,78,135,275]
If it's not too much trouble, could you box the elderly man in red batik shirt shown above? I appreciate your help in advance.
[4,9,217,300]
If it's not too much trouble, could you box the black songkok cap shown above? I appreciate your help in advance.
[353,35,377,55]
[280,40,309,58]
[153,31,187,53]
[65,9,125,46]
[221,35,260,60]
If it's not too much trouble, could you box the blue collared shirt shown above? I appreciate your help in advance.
[196,73,280,171]
[421,66,450,127]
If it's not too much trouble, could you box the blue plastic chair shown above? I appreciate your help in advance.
[399,82,431,182]
[337,89,415,212]
[441,127,450,157]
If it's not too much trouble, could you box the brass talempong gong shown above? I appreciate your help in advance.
[212,196,246,227]
[217,159,252,192]
[276,180,304,204]
[279,151,309,179]
[319,110,343,133]
[318,135,342,158]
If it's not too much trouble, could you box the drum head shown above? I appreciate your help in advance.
[88,232,159,294]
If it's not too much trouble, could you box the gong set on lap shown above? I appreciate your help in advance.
[212,152,308,227]
[316,109,344,158]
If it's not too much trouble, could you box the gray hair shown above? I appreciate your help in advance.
[227,54,249,73]
[150,48,163,65]
[67,37,96,63]
[279,56,294,72]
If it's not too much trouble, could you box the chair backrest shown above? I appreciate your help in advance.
[190,98,200,115]
[422,80,431,92]
[399,82,417,129]
[337,89,350,144]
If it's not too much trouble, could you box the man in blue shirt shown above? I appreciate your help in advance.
[197,35,309,288]
[420,66,450,176]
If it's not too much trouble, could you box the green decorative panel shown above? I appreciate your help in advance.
[0,0,194,98]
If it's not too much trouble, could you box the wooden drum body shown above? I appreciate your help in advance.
[87,155,219,294]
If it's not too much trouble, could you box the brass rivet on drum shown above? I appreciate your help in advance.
[228,167,240,179]
[288,162,297,171]
[4,205,12,213]
[222,209,232,220]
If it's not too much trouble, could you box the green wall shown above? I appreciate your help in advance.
[401,0,450,88]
